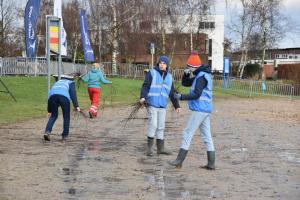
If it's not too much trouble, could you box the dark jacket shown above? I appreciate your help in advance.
[181,65,211,101]
[140,65,180,109]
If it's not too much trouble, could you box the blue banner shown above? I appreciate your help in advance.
[24,0,41,58]
[80,10,95,62]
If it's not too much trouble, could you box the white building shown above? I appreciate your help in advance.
[166,15,225,71]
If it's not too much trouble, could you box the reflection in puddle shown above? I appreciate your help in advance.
[231,148,248,152]
[144,169,191,199]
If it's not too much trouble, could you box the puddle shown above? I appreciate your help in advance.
[231,148,248,152]
[144,168,194,199]
[278,152,300,164]
[138,157,161,165]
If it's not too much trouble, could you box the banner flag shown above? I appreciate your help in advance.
[54,0,67,56]
[24,0,41,57]
[80,9,95,62]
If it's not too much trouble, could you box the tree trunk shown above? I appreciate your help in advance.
[72,37,79,72]
[261,47,266,80]
[98,27,102,63]
[239,50,248,79]
[161,27,166,55]
[111,0,118,75]
[237,50,245,77]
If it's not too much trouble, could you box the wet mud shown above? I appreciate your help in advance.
[0,98,300,199]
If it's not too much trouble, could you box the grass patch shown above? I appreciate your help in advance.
[0,76,267,126]
[0,76,144,126]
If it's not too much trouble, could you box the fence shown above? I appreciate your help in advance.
[214,75,299,98]
[0,57,299,98]
[0,57,86,76]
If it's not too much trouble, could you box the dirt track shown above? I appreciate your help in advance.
[0,98,300,200]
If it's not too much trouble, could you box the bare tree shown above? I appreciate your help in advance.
[0,0,16,56]
[34,0,52,56]
[256,0,287,79]
[228,0,259,78]
[88,0,139,74]
[62,0,81,61]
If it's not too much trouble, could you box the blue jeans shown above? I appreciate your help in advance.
[45,95,70,137]
[147,106,167,140]
[181,111,215,151]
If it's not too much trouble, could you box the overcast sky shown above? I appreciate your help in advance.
[214,0,300,48]
[19,0,300,49]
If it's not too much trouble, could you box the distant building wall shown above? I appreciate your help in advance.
[172,15,224,71]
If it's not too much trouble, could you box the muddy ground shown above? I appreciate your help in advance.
[0,98,300,200]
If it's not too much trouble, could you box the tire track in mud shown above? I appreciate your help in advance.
[59,114,129,199]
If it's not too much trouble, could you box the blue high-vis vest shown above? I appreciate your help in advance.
[188,72,213,113]
[147,69,172,108]
[48,80,73,101]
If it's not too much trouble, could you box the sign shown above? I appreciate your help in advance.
[224,57,230,74]
[150,43,155,55]
[49,19,60,54]
[24,0,41,57]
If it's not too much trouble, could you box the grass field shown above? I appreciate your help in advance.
[0,76,240,126]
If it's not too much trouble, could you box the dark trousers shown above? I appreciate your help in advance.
[45,94,70,137]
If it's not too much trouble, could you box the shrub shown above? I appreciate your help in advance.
[244,63,261,78]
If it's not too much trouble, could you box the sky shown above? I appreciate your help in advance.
[214,0,300,48]
[18,0,300,49]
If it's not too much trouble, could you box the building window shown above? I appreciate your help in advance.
[199,22,215,29]
[199,22,205,29]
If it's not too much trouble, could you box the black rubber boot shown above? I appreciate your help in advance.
[43,131,50,141]
[201,151,215,170]
[146,137,154,156]
[167,148,188,168]
[156,139,172,155]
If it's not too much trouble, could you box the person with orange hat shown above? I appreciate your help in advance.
[140,55,181,156]
[168,51,215,170]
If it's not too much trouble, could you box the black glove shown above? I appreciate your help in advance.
[184,68,191,75]
[173,93,181,100]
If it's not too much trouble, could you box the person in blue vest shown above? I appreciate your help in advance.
[140,55,181,156]
[168,51,215,170]
[44,75,81,142]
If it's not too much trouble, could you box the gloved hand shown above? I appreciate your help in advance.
[173,93,181,100]
[184,68,191,75]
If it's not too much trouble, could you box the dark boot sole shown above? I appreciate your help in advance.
[201,165,215,170]
[44,135,50,141]
[157,152,172,155]
[167,161,182,168]
[146,153,154,156]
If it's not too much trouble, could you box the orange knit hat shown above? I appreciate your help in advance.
[187,51,202,68]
